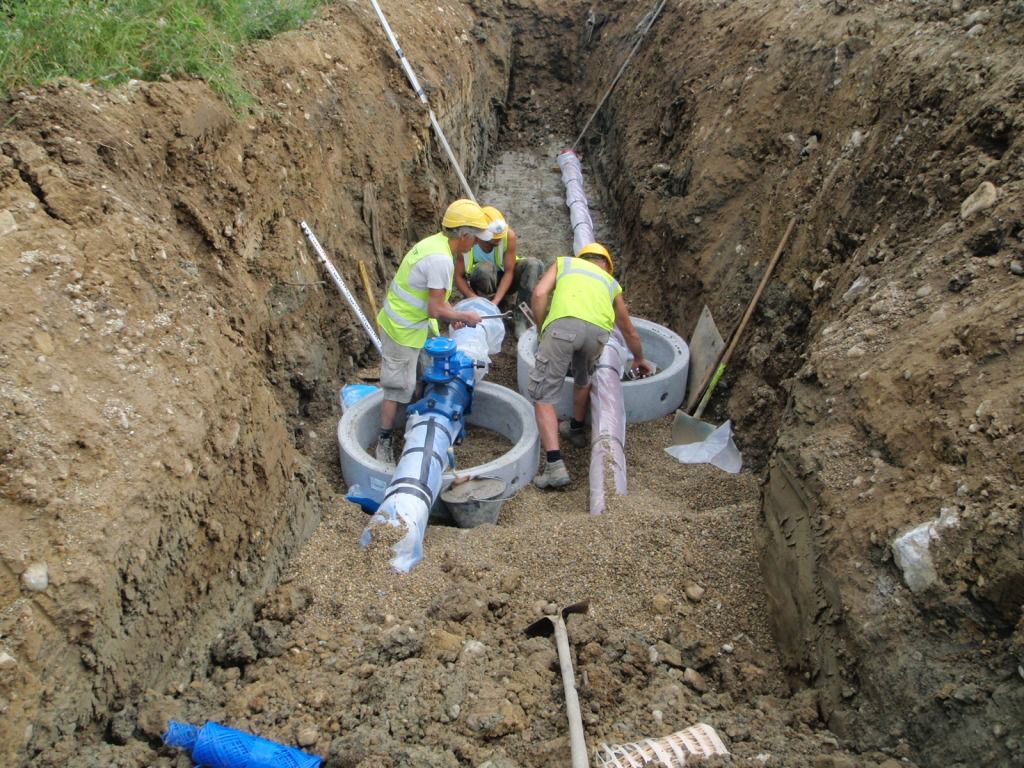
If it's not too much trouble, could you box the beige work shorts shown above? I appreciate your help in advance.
[528,317,610,404]
[379,332,423,404]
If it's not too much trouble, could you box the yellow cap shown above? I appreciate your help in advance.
[442,199,489,230]
[480,205,508,242]
[578,242,614,275]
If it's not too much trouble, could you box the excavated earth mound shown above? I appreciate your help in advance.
[1,1,1022,767]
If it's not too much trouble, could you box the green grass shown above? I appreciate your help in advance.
[0,0,326,106]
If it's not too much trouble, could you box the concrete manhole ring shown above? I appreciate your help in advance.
[516,318,689,423]
[337,381,540,508]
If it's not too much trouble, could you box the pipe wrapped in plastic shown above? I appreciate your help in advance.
[589,331,629,515]
[558,149,596,255]
[361,332,495,572]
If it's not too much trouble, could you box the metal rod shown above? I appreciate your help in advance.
[369,0,477,201]
[300,221,383,354]
[572,0,669,150]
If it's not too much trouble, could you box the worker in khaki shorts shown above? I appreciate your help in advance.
[529,242,655,488]
[374,199,495,465]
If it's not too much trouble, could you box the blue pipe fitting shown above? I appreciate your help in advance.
[409,337,480,433]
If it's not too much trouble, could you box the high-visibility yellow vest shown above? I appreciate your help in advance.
[465,232,516,273]
[542,256,621,333]
[378,232,452,348]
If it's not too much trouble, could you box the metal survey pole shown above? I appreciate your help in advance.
[300,221,383,354]
[368,0,477,202]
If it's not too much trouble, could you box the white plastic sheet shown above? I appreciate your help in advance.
[362,412,455,573]
[665,420,743,473]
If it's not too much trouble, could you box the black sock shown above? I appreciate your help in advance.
[379,428,392,441]
[570,418,585,430]
[546,450,561,463]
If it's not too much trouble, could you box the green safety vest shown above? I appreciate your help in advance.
[465,232,515,273]
[378,232,452,348]
[542,256,621,333]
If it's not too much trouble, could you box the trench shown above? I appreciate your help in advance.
[5,1,1023,767]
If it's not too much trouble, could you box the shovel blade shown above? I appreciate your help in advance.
[671,410,717,446]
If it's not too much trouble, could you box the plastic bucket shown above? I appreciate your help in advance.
[441,477,508,528]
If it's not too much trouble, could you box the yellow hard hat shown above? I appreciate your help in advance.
[442,199,489,230]
[480,205,508,242]
[578,242,614,275]
[481,205,504,222]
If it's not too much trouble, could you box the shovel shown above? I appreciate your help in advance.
[673,217,796,445]
[526,601,591,768]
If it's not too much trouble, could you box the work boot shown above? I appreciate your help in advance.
[534,459,570,489]
[559,420,587,448]
[374,435,395,466]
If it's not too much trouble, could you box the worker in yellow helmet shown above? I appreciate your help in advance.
[454,205,544,338]
[374,199,496,465]
[528,242,655,489]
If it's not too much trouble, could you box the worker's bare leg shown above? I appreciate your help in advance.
[535,401,560,452]
[380,398,398,431]
[572,384,591,424]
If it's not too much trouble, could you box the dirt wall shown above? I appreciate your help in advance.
[0,3,511,763]
[573,1,1023,765]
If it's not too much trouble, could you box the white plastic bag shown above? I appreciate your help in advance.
[665,420,743,473]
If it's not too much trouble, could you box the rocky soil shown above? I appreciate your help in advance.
[1,1,1022,767]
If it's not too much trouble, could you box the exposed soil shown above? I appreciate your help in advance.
[1,1,1022,767]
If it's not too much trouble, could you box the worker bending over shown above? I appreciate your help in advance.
[529,242,655,489]
[375,199,494,465]
[455,205,544,338]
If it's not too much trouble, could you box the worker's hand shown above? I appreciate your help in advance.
[633,358,657,377]
[461,310,482,327]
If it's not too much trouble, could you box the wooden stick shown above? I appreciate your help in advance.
[688,217,797,417]
[358,260,380,327]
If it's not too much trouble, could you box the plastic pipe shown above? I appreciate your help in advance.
[300,221,383,354]
[368,0,477,201]
[556,151,629,514]
[557,150,596,255]
[588,332,628,515]
[163,720,322,768]
[361,314,499,571]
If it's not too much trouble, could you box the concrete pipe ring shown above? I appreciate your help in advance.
[337,381,540,506]
[516,318,689,423]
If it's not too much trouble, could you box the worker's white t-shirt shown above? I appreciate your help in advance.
[408,252,454,292]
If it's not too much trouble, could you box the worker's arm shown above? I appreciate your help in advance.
[428,288,480,326]
[491,230,518,306]
[613,294,655,375]
[453,257,477,299]
[531,263,557,332]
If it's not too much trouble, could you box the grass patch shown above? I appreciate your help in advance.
[0,0,326,106]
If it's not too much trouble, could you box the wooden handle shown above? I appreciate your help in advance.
[687,217,797,415]
[358,261,380,327]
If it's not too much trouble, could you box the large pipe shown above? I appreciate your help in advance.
[361,300,503,571]
[556,150,629,514]
[557,149,595,256]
